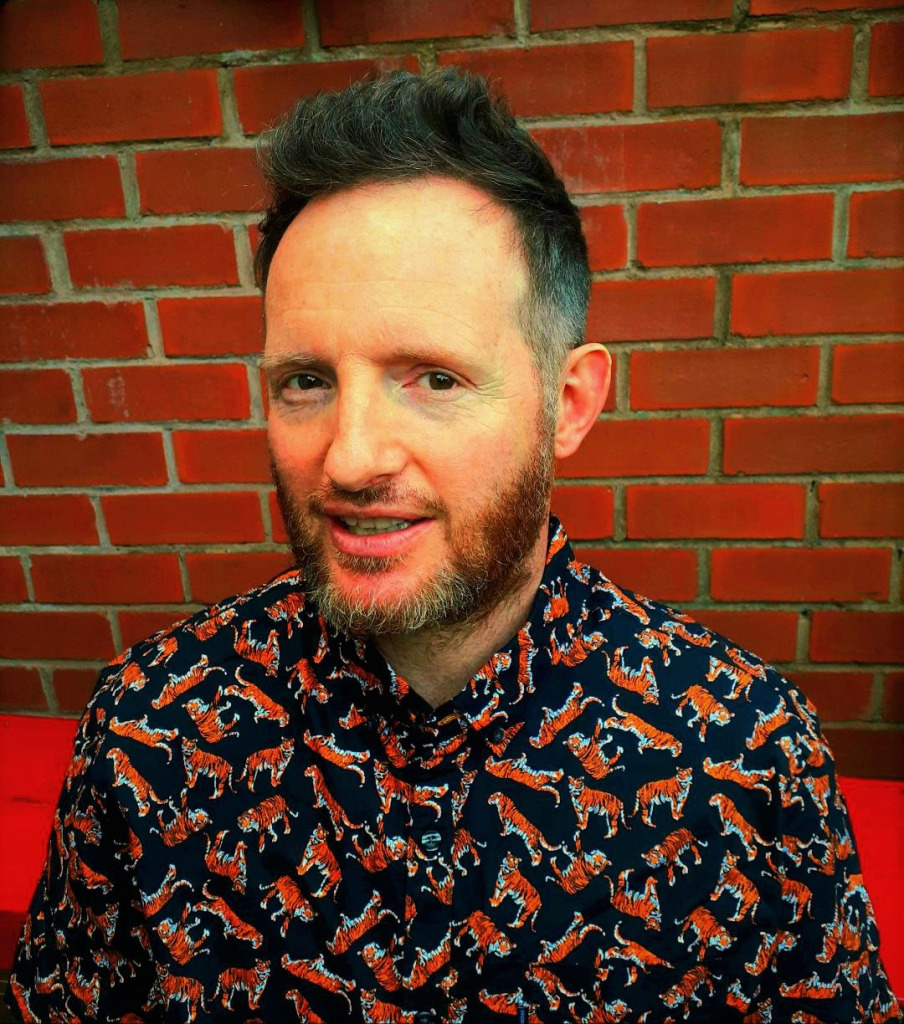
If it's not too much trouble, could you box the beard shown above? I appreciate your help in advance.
[271,423,555,638]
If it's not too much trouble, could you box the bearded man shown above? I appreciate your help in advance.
[8,70,899,1024]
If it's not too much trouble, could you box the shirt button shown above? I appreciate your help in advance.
[414,1012,437,1023]
[489,726,506,745]
[421,830,442,853]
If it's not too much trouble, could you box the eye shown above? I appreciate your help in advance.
[420,371,458,392]
[284,373,325,392]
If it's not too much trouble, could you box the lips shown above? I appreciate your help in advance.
[327,515,433,559]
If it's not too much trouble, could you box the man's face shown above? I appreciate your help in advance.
[264,178,554,635]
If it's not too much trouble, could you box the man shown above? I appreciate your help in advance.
[8,70,900,1023]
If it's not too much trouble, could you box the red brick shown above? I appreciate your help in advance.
[579,206,628,271]
[158,296,262,357]
[883,673,904,723]
[822,727,904,781]
[741,113,904,186]
[137,148,263,214]
[559,418,710,478]
[439,43,632,116]
[54,668,100,715]
[0,85,30,148]
[551,485,614,540]
[832,342,904,405]
[628,483,806,539]
[0,369,76,423]
[269,490,289,544]
[573,547,698,603]
[0,157,124,221]
[66,225,238,289]
[848,190,904,259]
[186,553,292,604]
[818,483,904,539]
[870,22,904,97]
[0,302,147,362]
[319,0,513,45]
[811,612,904,664]
[118,609,189,649]
[103,492,265,545]
[587,278,715,344]
[41,69,221,145]
[753,0,901,12]
[789,671,874,722]
[173,429,269,483]
[0,557,28,602]
[8,433,168,487]
[648,28,852,108]
[532,0,732,29]
[637,194,833,268]
[32,554,184,605]
[533,121,722,195]
[0,611,114,660]
[83,365,250,424]
[0,667,46,712]
[724,414,904,474]
[0,0,102,69]
[0,495,97,546]
[234,56,419,134]
[691,609,799,663]
[732,269,904,337]
[118,0,304,59]
[631,346,819,410]
[0,237,50,295]
[711,547,891,602]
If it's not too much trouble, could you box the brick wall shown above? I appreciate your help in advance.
[0,0,902,777]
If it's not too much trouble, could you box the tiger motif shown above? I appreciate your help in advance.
[106,747,164,816]
[642,825,706,883]
[238,794,297,851]
[673,685,733,740]
[679,906,733,959]
[568,776,625,836]
[455,910,513,973]
[154,971,207,1023]
[609,870,662,931]
[194,882,263,948]
[633,767,693,827]
[711,851,760,922]
[182,737,234,798]
[213,958,270,1011]
[661,965,715,1012]
[604,698,682,757]
[565,726,625,780]
[490,851,541,929]
[239,737,295,791]
[260,874,315,937]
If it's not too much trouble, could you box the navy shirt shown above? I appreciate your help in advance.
[8,519,901,1022]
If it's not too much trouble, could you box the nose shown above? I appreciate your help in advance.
[322,384,406,493]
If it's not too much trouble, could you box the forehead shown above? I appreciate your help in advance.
[263,178,529,353]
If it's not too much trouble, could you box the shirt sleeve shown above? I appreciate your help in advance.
[6,692,158,1023]
[750,679,902,1023]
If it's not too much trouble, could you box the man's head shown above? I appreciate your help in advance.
[255,69,590,405]
[258,71,609,637]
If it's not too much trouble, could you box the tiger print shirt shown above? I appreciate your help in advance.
[8,518,901,1024]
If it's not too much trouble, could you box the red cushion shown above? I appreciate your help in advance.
[0,714,902,995]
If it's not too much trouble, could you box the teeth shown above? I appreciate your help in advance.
[341,517,414,535]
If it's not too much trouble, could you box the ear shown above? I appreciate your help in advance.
[554,344,611,460]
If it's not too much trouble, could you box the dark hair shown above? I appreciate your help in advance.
[255,68,590,389]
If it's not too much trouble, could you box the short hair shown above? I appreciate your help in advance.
[255,69,590,393]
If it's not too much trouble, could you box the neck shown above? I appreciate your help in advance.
[374,525,549,708]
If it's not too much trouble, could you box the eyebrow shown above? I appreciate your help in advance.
[259,352,324,375]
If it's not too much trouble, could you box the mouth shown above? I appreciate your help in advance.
[336,516,425,536]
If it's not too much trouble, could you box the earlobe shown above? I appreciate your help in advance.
[554,345,612,460]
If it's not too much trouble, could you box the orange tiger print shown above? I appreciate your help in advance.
[568,776,625,836]
[536,910,603,964]
[327,890,399,955]
[709,792,769,861]
[109,714,178,759]
[633,766,693,827]
[182,737,234,798]
[455,910,513,973]
[607,647,660,704]
[297,822,342,897]
[63,959,101,1016]
[490,850,541,929]
[286,989,327,1023]
[303,729,369,784]
[661,965,715,1013]
[601,923,673,985]
[547,837,609,894]
[213,959,270,1011]
[195,882,264,947]
[702,754,775,800]
[372,760,448,820]
[187,606,236,642]
[679,906,733,959]
[604,698,683,757]
[152,654,222,710]
[152,802,210,847]
[239,737,295,791]
[280,954,354,1012]
[224,668,290,725]
[155,972,207,1023]
[106,747,164,816]
[305,763,366,837]
[488,792,561,866]
[360,942,403,992]
[673,685,733,739]
[232,620,280,676]
[260,874,315,937]
[565,724,625,780]
[711,851,760,922]
[238,794,297,851]
[140,863,193,916]
[204,830,247,893]
[747,699,792,751]
[404,933,452,988]
[529,681,603,749]
[527,965,580,1013]
[642,825,706,884]
[609,870,662,931]
[352,825,408,874]
[486,753,563,802]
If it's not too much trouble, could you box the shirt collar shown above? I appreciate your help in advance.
[339,515,586,743]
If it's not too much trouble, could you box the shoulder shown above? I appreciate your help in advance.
[89,565,308,721]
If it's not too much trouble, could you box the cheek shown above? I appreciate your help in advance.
[268,422,321,484]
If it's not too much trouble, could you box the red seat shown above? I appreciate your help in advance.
[1,713,902,996]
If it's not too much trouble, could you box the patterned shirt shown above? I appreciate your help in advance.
[8,519,901,1023]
